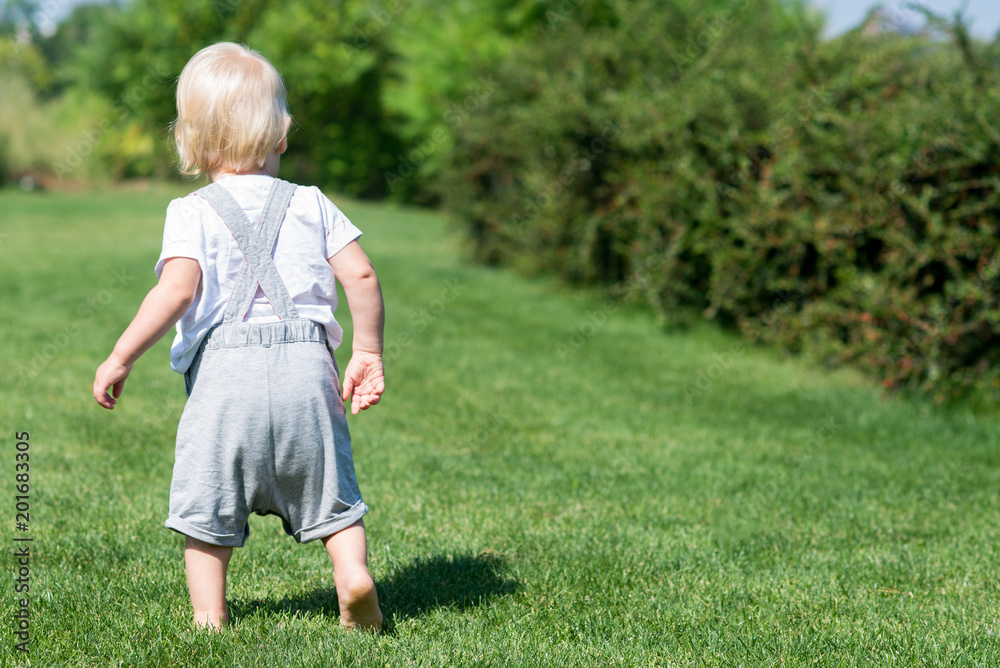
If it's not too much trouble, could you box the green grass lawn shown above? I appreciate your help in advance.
[2,185,999,666]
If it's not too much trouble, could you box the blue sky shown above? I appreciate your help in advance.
[40,0,1000,40]
[813,0,1000,38]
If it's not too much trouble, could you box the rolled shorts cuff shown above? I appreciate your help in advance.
[165,514,250,548]
[295,500,369,544]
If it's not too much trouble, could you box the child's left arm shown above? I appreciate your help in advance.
[93,257,201,410]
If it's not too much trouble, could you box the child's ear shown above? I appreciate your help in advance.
[277,116,291,154]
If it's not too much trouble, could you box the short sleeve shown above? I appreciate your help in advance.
[319,189,363,259]
[155,198,205,278]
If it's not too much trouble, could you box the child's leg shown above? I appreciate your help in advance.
[184,536,233,630]
[322,520,382,631]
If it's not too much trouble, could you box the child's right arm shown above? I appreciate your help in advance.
[327,240,385,415]
[93,257,201,410]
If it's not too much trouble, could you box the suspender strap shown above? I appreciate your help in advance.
[197,179,300,323]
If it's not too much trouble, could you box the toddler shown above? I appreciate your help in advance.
[93,42,384,632]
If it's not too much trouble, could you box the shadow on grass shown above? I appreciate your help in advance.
[228,550,519,633]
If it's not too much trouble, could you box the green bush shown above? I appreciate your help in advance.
[725,29,1000,401]
[440,0,1000,401]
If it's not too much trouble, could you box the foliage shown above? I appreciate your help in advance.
[28,0,409,195]
[0,65,113,184]
[439,0,1000,402]
[379,0,552,202]
[37,2,122,97]
[19,0,548,198]
[5,0,586,199]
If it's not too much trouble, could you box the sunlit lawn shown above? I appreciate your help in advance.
[1,185,999,666]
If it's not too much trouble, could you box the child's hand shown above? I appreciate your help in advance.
[93,357,133,410]
[341,351,384,415]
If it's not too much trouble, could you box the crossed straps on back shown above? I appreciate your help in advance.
[197,179,299,324]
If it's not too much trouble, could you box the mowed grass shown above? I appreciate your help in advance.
[1,184,999,667]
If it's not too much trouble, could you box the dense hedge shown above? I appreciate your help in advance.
[440,0,1000,401]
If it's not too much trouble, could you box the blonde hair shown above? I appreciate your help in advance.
[173,43,289,177]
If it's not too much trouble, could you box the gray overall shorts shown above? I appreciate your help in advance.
[164,179,367,547]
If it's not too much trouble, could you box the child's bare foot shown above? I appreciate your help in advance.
[322,521,382,632]
[337,569,383,632]
[184,536,232,633]
[193,611,228,632]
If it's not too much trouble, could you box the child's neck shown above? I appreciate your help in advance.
[210,167,272,182]
[211,152,281,182]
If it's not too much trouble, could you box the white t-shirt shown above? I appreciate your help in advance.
[155,174,362,374]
